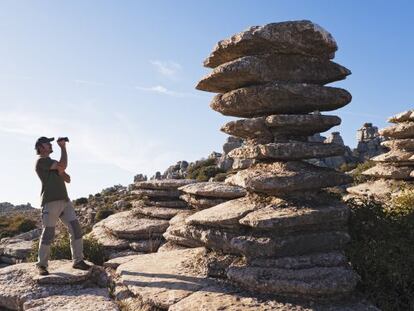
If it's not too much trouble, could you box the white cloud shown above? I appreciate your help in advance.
[135,85,199,98]
[150,60,182,78]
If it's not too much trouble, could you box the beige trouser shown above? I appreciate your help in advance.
[37,199,84,268]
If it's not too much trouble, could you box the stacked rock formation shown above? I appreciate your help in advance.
[347,110,414,201]
[194,20,362,300]
[162,182,247,251]
[353,122,386,162]
[0,229,41,267]
[87,179,195,257]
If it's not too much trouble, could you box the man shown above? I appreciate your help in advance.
[34,136,91,275]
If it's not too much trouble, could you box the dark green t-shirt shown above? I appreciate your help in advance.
[35,157,69,206]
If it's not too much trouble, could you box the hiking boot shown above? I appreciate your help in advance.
[72,260,92,270]
[36,265,49,276]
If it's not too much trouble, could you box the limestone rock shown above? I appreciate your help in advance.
[134,179,196,190]
[131,189,180,199]
[371,149,414,163]
[157,241,188,253]
[382,138,414,151]
[388,110,414,123]
[132,205,186,220]
[221,117,273,143]
[33,261,92,285]
[116,248,214,309]
[0,239,34,260]
[197,54,350,93]
[239,201,349,231]
[379,122,414,139]
[210,83,351,118]
[346,179,405,201]
[229,142,346,161]
[100,210,169,239]
[362,163,413,179]
[86,223,130,250]
[230,231,350,258]
[227,265,359,297]
[146,199,188,208]
[179,182,246,199]
[186,197,261,228]
[129,239,163,253]
[203,20,337,68]
[23,288,118,311]
[180,193,228,209]
[225,162,352,195]
[104,254,142,269]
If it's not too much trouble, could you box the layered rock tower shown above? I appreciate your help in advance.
[194,20,361,300]
[348,110,414,200]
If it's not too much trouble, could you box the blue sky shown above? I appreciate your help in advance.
[0,0,413,206]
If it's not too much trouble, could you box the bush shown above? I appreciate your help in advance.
[187,159,225,182]
[28,231,106,265]
[212,172,227,182]
[0,215,37,239]
[95,208,114,221]
[346,195,414,310]
[350,160,376,184]
[75,197,88,205]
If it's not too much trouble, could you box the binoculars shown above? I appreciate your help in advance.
[57,137,69,142]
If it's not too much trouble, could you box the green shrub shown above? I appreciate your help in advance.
[95,208,114,221]
[75,197,88,205]
[339,162,357,173]
[346,195,414,310]
[212,172,227,182]
[187,159,225,182]
[350,160,376,184]
[28,231,106,265]
[0,215,37,239]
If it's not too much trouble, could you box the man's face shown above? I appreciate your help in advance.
[40,142,53,154]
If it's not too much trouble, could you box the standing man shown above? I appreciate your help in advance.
[34,136,91,275]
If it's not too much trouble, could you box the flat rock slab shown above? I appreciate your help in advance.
[157,241,188,253]
[116,248,214,309]
[372,149,414,163]
[104,254,143,269]
[225,161,352,195]
[239,201,349,230]
[248,251,348,269]
[362,163,413,180]
[230,231,350,258]
[133,206,186,220]
[134,179,197,190]
[180,194,228,209]
[0,260,94,310]
[229,142,346,161]
[179,182,246,199]
[388,110,414,123]
[204,20,337,68]
[221,117,273,142]
[131,188,180,199]
[382,139,414,151]
[86,223,130,250]
[0,239,34,259]
[210,82,351,118]
[146,199,188,208]
[346,179,405,201]
[186,197,261,228]
[34,260,92,285]
[23,288,118,311]
[380,122,414,139]
[197,54,350,93]
[227,265,359,297]
[101,210,169,239]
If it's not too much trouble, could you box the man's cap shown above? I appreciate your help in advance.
[35,137,54,149]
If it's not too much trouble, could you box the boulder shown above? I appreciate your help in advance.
[225,162,352,195]
[379,122,414,139]
[210,82,351,118]
[381,138,414,151]
[131,189,180,199]
[228,142,346,161]
[133,205,187,220]
[86,223,130,250]
[371,149,414,163]
[221,117,273,143]
[362,164,413,180]
[179,182,246,199]
[129,239,163,253]
[145,199,189,208]
[197,54,350,93]
[227,265,359,297]
[346,179,405,201]
[100,210,169,240]
[186,197,261,228]
[203,20,337,68]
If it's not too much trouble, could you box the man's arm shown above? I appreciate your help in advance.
[50,140,68,170]
[58,170,71,183]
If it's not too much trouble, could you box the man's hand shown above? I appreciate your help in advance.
[57,139,66,148]
[62,172,71,183]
